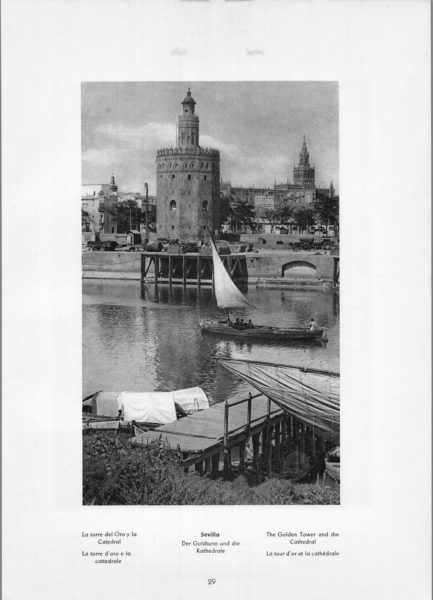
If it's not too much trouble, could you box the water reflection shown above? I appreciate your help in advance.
[83,280,339,404]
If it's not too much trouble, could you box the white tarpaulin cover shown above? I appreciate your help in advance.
[91,387,209,423]
[117,392,177,423]
[173,387,209,412]
[219,358,340,443]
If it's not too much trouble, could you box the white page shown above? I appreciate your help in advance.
[2,1,431,599]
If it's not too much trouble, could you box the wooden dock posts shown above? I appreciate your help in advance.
[218,393,321,481]
[135,392,326,481]
[140,251,249,288]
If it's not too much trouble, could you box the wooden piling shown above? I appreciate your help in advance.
[239,442,246,474]
[182,255,187,286]
[223,401,231,478]
[183,451,189,474]
[311,430,316,458]
[168,254,172,286]
[266,424,274,476]
[211,453,219,479]
[247,393,252,437]
[299,423,306,454]
[197,255,201,287]
[204,457,211,473]
[154,255,159,284]
[275,421,281,468]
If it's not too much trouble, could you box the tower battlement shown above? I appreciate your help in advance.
[156,147,220,158]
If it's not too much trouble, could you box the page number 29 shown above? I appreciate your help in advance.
[208,579,216,585]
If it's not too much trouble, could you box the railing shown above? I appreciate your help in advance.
[223,392,282,448]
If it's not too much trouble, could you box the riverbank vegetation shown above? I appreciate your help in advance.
[83,432,339,506]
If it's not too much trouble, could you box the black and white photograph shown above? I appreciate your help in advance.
[82,82,340,505]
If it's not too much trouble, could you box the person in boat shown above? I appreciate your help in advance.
[246,319,254,329]
[232,318,241,329]
[309,317,318,331]
[239,319,247,330]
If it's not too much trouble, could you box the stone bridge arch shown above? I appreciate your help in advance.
[281,260,317,278]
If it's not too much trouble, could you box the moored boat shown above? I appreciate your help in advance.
[82,387,209,430]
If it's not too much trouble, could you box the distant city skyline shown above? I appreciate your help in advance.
[82,82,338,196]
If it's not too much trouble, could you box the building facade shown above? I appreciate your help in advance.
[156,89,220,242]
[81,183,111,232]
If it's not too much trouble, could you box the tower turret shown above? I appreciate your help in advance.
[177,88,200,148]
[299,135,310,166]
[293,136,315,189]
[109,174,118,193]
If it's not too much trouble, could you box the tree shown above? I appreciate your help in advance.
[109,200,145,233]
[263,209,280,233]
[232,198,256,232]
[314,193,339,234]
[277,205,294,227]
[219,195,232,228]
[294,207,315,233]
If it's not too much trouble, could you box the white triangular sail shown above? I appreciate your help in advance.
[210,237,255,309]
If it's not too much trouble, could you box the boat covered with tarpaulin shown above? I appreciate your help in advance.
[82,387,209,425]
[200,236,327,341]
[219,358,339,443]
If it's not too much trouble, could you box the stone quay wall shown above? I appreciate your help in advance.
[82,251,336,283]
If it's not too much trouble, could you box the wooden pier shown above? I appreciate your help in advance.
[133,393,326,479]
[140,252,249,287]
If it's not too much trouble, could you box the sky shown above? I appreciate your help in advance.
[82,82,338,196]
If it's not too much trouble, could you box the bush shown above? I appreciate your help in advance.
[83,433,339,505]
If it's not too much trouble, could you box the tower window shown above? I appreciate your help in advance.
[172,225,175,229]
[188,174,191,181]
[202,200,208,211]
[204,175,207,181]
[172,175,175,180]
[190,163,194,168]
[184,163,188,169]
[169,201,176,211]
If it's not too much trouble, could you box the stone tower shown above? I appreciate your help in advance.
[293,136,315,203]
[156,89,220,242]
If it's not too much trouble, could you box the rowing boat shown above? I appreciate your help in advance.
[201,322,327,341]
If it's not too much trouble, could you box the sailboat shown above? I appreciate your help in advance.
[200,237,327,341]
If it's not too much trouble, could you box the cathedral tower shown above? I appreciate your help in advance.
[156,89,220,242]
[293,136,316,203]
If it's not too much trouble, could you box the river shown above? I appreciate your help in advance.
[83,280,339,404]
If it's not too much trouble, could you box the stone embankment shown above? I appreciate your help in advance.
[82,249,337,288]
